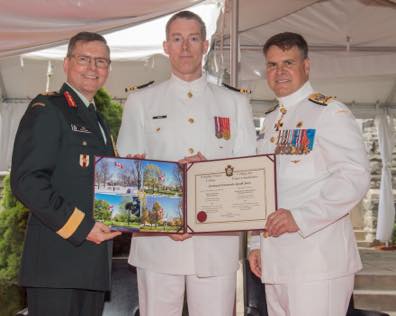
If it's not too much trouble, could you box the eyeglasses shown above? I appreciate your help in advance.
[69,54,111,69]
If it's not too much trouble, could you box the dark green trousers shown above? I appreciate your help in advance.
[26,287,105,316]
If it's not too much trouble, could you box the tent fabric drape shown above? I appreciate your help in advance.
[375,108,396,242]
[0,102,29,171]
[0,0,202,58]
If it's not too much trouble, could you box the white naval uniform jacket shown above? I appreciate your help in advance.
[117,74,256,276]
[254,81,370,284]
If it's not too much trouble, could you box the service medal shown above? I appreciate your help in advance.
[214,117,222,138]
[223,117,231,140]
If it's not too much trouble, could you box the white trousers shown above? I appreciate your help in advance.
[265,274,354,316]
[136,268,236,316]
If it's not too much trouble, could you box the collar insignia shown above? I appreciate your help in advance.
[64,91,77,108]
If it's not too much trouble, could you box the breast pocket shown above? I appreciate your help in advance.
[281,152,316,180]
[62,133,99,177]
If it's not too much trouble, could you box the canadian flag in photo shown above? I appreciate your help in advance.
[114,161,124,169]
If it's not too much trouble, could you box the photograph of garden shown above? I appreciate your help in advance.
[94,156,184,233]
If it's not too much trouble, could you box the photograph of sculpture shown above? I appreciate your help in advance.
[94,156,184,233]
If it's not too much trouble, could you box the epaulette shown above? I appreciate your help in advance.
[30,91,60,108]
[222,83,252,94]
[308,93,334,106]
[125,80,154,92]
[264,104,279,115]
[39,91,60,97]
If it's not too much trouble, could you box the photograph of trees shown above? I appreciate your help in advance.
[94,157,184,233]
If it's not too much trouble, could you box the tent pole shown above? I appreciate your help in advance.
[0,69,7,100]
[230,0,239,87]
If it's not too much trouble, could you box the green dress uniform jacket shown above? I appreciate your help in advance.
[11,83,115,291]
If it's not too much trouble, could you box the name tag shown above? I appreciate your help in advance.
[152,115,167,120]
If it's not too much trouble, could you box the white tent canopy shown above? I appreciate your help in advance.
[0,0,203,58]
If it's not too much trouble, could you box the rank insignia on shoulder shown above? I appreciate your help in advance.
[125,80,154,92]
[31,102,46,108]
[308,93,334,106]
[222,83,252,94]
[265,104,279,115]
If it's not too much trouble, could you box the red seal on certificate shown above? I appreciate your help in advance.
[197,211,207,223]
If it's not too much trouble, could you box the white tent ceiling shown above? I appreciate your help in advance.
[0,0,203,58]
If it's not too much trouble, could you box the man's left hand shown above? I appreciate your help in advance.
[265,208,299,237]
[87,222,122,244]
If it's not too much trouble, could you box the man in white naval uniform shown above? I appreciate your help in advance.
[248,32,370,316]
[117,11,256,316]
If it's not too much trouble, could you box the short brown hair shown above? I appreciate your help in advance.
[67,31,110,57]
[263,32,308,59]
[165,11,206,40]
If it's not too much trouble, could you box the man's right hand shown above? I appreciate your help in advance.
[248,249,262,278]
[87,222,121,244]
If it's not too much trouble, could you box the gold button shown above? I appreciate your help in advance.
[270,137,275,143]
[82,141,87,146]
[187,91,193,98]
[280,107,287,114]
[188,118,194,124]
[188,148,194,154]
[156,127,161,132]
[296,121,303,128]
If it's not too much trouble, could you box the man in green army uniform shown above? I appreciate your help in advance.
[11,32,121,316]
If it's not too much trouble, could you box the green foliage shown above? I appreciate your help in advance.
[94,88,123,141]
[392,223,396,245]
[94,199,112,221]
[0,175,28,285]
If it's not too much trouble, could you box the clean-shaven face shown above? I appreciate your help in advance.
[63,40,110,100]
[265,45,310,97]
[163,18,209,82]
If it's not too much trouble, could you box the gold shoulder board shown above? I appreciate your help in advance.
[222,83,252,94]
[308,93,334,106]
[125,80,154,92]
[265,104,279,115]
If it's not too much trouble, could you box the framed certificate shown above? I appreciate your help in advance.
[93,154,276,233]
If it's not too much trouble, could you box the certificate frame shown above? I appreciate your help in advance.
[93,154,276,233]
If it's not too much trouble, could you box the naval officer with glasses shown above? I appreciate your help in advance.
[11,32,121,316]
